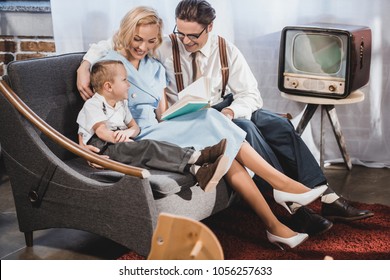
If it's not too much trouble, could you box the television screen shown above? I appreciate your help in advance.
[293,34,343,75]
[278,23,371,99]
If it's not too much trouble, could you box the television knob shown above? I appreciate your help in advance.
[329,84,337,92]
[290,80,299,88]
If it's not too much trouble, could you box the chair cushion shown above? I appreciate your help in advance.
[66,158,196,197]
[147,170,196,198]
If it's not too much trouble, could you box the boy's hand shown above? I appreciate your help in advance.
[113,130,134,142]
[83,143,101,154]
[79,140,109,169]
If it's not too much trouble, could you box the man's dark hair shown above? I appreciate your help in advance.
[175,0,216,26]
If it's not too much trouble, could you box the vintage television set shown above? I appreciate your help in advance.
[278,23,372,99]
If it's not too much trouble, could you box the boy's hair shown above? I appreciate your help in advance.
[175,0,216,27]
[90,60,124,92]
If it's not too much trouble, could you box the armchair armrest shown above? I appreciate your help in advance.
[0,80,150,179]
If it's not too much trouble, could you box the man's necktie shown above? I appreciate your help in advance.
[191,51,202,82]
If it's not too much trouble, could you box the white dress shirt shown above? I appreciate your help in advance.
[83,33,263,119]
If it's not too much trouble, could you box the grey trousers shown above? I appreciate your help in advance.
[88,136,194,173]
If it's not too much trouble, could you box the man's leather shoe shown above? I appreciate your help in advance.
[321,198,374,222]
[195,138,227,166]
[291,206,333,236]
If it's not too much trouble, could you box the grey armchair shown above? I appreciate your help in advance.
[0,53,232,257]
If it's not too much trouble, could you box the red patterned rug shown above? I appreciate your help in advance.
[119,201,390,260]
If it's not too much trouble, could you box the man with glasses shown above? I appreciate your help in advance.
[173,24,208,41]
[77,0,373,236]
[158,0,373,235]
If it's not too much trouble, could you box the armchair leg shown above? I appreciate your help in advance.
[24,231,33,247]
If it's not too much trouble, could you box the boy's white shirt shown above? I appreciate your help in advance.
[77,93,132,145]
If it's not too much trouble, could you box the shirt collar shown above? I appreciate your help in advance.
[93,92,124,110]
[200,33,213,58]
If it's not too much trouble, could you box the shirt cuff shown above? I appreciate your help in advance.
[227,104,252,120]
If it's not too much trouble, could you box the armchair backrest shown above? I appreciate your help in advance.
[4,53,85,160]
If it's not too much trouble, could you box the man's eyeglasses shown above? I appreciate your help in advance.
[173,25,208,41]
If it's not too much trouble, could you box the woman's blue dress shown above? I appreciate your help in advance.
[100,51,246,168]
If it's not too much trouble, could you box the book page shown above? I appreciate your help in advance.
[178,77,211,100]
[161,77,211,121]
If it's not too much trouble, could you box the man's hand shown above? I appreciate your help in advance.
[221,108,234,120]
[77,60,94,101]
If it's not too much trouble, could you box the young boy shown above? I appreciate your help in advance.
[77,60,228,192]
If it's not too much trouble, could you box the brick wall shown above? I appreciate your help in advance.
[0,36,56,77]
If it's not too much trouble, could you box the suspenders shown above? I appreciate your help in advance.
[218,36,229,98]
[169,33,185,93]
[169,34,229,97]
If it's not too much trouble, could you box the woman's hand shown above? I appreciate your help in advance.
[156,89,169,122]
[77,60,94,101]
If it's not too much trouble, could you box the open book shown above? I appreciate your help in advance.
[161,77,211,120]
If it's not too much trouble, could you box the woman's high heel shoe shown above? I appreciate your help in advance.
[273,185,327,214]
[266,231,309,250]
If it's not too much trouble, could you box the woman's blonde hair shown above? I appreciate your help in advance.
[113,6,163,55]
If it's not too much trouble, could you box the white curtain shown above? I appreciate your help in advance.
[51,0,390,168]
[50,0,234,52]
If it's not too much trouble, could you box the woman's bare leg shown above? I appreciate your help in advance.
[225,159,296,238]
[235,142,309,194]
